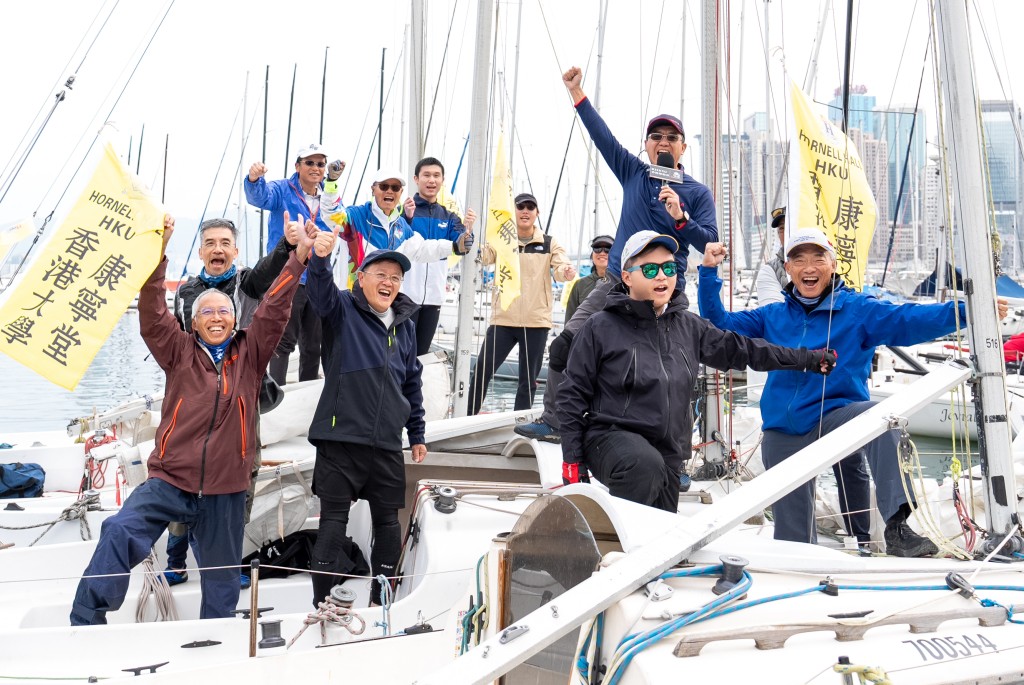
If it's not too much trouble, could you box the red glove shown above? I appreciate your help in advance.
[562,462,590,485]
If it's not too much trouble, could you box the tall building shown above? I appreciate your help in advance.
[738,112,786,269]
[980,101,1024,272]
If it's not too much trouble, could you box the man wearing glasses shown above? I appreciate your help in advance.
[558,231,834,511]
[245,143,343,385]
[303,232,427,608]
[516,65,718,443]
[321,167,472,292]
[161,214,304,589]
[468,192,575,415]
[565,234,613,321]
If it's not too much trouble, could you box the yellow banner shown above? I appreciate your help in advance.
[485,132,520,309]
[0,217,35,267]
[438,184,465,270]
[0,144,164,390]
[787,80,877,290]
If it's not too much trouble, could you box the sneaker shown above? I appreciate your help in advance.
[884,520,939,557]
[678,472,692,493]
[163,570,188,586]
[514,421,561,444]
[240,573,251,590]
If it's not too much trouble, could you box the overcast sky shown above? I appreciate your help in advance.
[2,0,1022,272]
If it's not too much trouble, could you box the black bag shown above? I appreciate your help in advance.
[242,529,369,580]
[258,373,284,414]
[0,462,45,498]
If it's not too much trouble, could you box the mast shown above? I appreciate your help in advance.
[260,65,268,258]
[408,0,425,170]
[592,0,608,235]
[840,0,854,133]
[451,0,495,417]
[700,0,726,464]
[508,0,523,175]
[935,0,1022,548]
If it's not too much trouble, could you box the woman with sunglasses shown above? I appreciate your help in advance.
[557,231,835,512]
[565,234,614,320]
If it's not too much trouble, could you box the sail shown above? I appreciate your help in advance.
[485,131,521,308]
[0,143,163,390]
[787,79,877,291]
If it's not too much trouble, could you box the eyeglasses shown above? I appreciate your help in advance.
[592,247,610,254]
[624,261,678,279]
[788,255,831,268]
[516,202,537,211]
[302,160,327,168]
[197,307,234,318]
[647,132,683,143]
[376,182,403,193]
[363,271,403,286]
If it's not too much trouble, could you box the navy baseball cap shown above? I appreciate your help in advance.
[360,249,412,274]
[647,114,684,137]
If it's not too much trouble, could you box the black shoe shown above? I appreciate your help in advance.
[884,520,939,557]
[514,421,561,444]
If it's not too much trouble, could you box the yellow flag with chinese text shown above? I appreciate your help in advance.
[786,80,877,290]
[485,132,520,309]
[0,144,164,390]
[439,184,465,271]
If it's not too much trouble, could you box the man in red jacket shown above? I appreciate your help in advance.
[70,214,313,626]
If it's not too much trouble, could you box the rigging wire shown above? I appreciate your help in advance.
[0,0,177,296]
[423,0,460,146]
[0,0,121,198]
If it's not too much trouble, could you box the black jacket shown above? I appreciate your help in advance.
[558,284,821,472]
[173,236,293,330]
[305,254,425,449]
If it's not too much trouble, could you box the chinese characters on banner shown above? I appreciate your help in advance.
[485,131,521,309]
[787,79,877,291]
[0,143,163,390]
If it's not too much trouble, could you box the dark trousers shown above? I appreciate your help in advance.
[70,478,245,625]
[270,284,323,383]
[468,325,548,415]
[411,304,441,356]
[540,276,619,428]
[761,400,911,544]
[586,429,680,512]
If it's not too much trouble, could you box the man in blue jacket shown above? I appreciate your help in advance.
[244,143,342,384]
[698,228,1006,556]
[304,226,427,607]
[517,65,718,443]
[559,231,835,512]
[403,156,477,355]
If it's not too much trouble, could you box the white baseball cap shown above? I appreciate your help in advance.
[785,228,836,261]
[372,167,406,187]
[295,143,328,160]
[620,230,680,271]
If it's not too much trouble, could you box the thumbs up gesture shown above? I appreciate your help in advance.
[314,225,340,258]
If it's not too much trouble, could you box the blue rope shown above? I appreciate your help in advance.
[980,598,1024,624]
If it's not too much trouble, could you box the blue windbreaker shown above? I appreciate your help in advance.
[575,97,718,278]
[697,265,967,435]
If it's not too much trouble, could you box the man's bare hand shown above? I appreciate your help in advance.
[404,196,416,220]
[283,210,305,246]
[248,162,267,183]
[160,214,175,258]
[702,242,727,267]
[562,66,585,102]
[411,444,427,463]
[314,226,340,258]
[464,208,477,232]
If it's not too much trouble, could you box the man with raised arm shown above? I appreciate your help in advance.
[516,65,718,443]
[244,143,344,384]
[303,226,427,608]
[70,213,312,625]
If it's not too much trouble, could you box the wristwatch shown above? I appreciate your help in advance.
[675,210,690,228]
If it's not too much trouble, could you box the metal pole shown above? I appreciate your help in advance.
[840,0,854,133]
[508,0,524,175]
[260,65,268,258]
[283,64,297,177]
[379,49,386,170]
[136,124,144,175]
[452,0,495,417]
[409,0,425,169]
[161,134,169,204]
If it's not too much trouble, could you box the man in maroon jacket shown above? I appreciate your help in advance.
[70,214,313,625]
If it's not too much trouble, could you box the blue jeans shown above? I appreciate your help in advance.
[761,401,911,545]
[70,478,245,625]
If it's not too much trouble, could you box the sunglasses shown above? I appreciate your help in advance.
[376,182,403,193]
[592,246,610,254]
[624,261,678,279]
[647,132,683,143]
[516,202,537,211]
[302,160,327,168]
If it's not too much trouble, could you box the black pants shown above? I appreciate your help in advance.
[411,304,441,356]
[310,440,404,607]
[586,429,680,513]
[468,325,548,415]
[270,284,323,384]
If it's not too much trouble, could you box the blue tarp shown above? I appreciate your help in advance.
[913,265,963,296]
[996,274,1024,299]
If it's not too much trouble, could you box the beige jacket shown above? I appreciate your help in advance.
[481,227,572,328]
